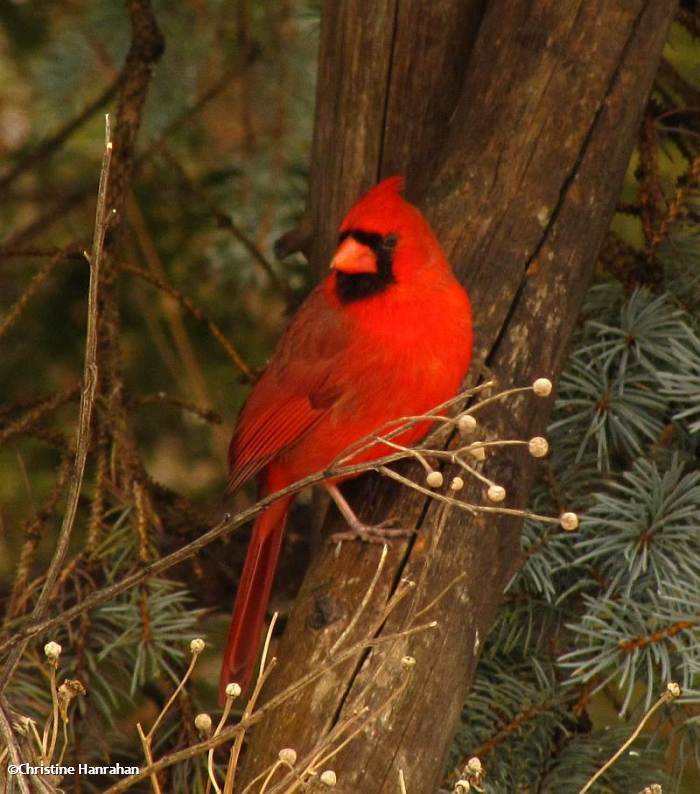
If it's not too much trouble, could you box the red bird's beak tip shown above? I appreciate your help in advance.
[330,236,376,275]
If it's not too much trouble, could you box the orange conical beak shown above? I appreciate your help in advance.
[330,236,377,274]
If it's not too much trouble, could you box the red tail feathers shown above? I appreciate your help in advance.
[218,497,291,703]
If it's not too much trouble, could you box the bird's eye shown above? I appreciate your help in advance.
[383,234,398,248]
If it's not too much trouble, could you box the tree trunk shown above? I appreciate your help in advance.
[240,1,676,791]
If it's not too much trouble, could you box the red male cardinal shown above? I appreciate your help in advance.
[220,177,472,700]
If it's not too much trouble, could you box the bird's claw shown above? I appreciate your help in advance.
[330,520,416,545]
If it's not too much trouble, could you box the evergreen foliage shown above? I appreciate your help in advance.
[452,20,700,786]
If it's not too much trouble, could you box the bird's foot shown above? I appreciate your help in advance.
[330,517,416,544]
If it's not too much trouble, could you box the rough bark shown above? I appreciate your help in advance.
[241,1,676,791]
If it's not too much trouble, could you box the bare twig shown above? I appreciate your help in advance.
[150,641,206,744]
[578,683,681,794]
[160,147,292,301]
[134,392,222,424]
[137,722,162,794]
[0,74,122,197]
[0,190,89,249]
[224,613,280,793]
[102,622,437,793]
[0,254,66,340]
[399,769,408,794]
[0,385,80,447]
[377,466,562,527]
[5,455,73,622]
[0,383,573,658]
[127,194,213,408]
[0,118,113,693]
[0,245,84,260]
[330,544,389,655]
[119,261,254,380]
[137,47,259,166]
[0,695,32,794]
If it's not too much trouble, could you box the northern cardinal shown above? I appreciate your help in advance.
[220,177,472,700]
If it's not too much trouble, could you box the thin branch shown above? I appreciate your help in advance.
[0,117,113,693]
[5,456,73,622]
[618,618,698,653]
[377,466,563,526]
[578,684,680,794]
[0,254,65,341]
[147,646,204,742]
[0,74,123,197]
[137,47,260,166]
[224,614,280,793]
[0,384,571,657]
[0,189,89,249]
[102,622,437,793]
[127,193,214,408]
[0,695,32,794]
[159,147,292,301]
[329,544,389,655]
[133,392,222,424]
[119,261,254,380]
[0,46,254,250]
[0,245,84,261]
[0,385,80,447]
[137,722,162,794]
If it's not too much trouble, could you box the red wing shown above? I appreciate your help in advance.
[228,288,346,492]
[228,394,326,492]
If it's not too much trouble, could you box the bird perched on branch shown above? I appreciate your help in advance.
[220,177,472,700]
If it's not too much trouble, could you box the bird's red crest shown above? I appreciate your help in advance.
[370,175,405,197]
[339,176,407,233]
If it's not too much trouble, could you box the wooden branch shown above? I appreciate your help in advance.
[238,1,677,790]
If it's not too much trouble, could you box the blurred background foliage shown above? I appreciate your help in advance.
[1,2,700,793]
[0,0,317,583]
[1,1,319,789]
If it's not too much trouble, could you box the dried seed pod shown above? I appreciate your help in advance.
[458,414,477,435]
[225,682,242,699]
[278,748,297,765]
[528,436,549,458]
[44,641,62,664]
[426,470,444,488]
[532,377,552,397]
[560,512,579,531]
[487,485,506,503]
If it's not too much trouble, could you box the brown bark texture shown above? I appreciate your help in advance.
[241,1,676,791]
